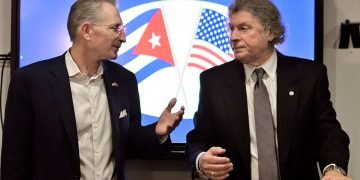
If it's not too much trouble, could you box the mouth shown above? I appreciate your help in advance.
[112,44,121,49]
[112,44,121,52]
[112,41,122,48]
[233,46,245,52]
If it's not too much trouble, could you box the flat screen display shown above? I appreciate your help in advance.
[15,0,320,145]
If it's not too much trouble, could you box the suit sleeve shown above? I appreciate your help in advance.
[1,71,34,179]
[126,73,171,157]
[313,65,350,171]
[186,72,215,171]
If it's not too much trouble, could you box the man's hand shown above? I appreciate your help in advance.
[199,147,233,180]
[155,98,185,136]
[322,171,351,180]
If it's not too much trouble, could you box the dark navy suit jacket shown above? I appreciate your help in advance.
[1,54,170,180]
[186,52,350,180]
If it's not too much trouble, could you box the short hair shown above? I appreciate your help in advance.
[228,0,285,45]
[67,0,117,42]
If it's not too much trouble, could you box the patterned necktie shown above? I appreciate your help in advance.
[253,68,279,180]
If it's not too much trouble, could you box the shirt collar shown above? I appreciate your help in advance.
[243,51,277,83]
[65,50,104,78]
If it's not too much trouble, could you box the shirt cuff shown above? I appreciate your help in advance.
[323,163,337,174]
[195,152,209,179]
[158,135,169,144]
[322,163,347,176]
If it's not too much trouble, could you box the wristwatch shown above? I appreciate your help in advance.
[322,164,347,176]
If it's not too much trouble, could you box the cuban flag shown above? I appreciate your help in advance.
[187,8,234,71]
[116,8,174,83]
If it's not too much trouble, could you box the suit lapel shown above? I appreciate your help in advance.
[48,56,79,163]
[276,53,299,172]
[102,61,124,156]
[223,61,251,175]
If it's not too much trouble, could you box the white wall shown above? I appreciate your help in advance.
[0,0,359,179]
[324,0,360,178]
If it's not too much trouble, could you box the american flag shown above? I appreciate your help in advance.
[188,8,234,71]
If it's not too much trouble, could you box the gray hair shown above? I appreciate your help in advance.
[67,0,117,41]
[228,0,285,45]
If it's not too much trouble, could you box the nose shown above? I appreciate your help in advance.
[230,29,240,47]
[117,31,126,43]
[230,29,240,42]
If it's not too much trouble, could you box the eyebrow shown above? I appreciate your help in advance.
[230,22,252,28]
[109,22,123,27]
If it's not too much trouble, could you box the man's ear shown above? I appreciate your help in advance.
[267,31,275,42]
[79,22,92,40]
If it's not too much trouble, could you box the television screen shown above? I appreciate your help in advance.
[13,0,322,149]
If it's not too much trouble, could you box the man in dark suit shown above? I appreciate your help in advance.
[186,0,350,180]
[1,0,184,179]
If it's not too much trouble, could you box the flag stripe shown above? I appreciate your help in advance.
[190,54,217,67]
[192,45,227,63]
[123,56,156,75]
[135,59,171,83]
[125,9,158,35]
[117,47,138,65]
[188,62,207,71]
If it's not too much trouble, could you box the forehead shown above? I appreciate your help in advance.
[229,10,262,26]
[100,2,122,24]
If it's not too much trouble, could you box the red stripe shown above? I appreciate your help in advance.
[188,63,207,71]
[190,54,217,67]
[193,45,227,63]
[228,53,235,59]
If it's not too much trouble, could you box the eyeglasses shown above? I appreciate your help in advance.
[92,23,127,36]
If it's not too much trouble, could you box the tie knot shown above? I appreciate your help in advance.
[254,68,266,81]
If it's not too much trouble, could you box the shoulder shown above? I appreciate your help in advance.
[278,52,326,76]
[14,55,65,77]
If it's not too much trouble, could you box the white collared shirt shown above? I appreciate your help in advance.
[65,51,115,180]
[243,51,278,180]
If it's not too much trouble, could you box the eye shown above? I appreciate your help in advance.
[239,26,249,32]
[109,26,119,33]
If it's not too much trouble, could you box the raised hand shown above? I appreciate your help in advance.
[155,98,185,136]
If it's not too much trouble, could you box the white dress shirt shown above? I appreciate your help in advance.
[65,51,115,180]
[243,51,278,180]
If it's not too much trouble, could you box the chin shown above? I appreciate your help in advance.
[108,56,117,60]
[234,54,246,60]
[235,55,251,64]
[107,53,118,60]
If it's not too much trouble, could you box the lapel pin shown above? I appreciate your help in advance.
[111,82,118,87]
[289,91,294,96]
[119,109,127,118]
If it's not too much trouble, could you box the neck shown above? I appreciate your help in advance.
[70,44,100,76]
[249,47,275,67]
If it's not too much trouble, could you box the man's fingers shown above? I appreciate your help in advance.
[204,163,233,180]
[208,147,227,157]
[203,162,233,172]
[209,169,231,180]
[200,147,233,177]
[175,106,185,119]
[166,98,177,111]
